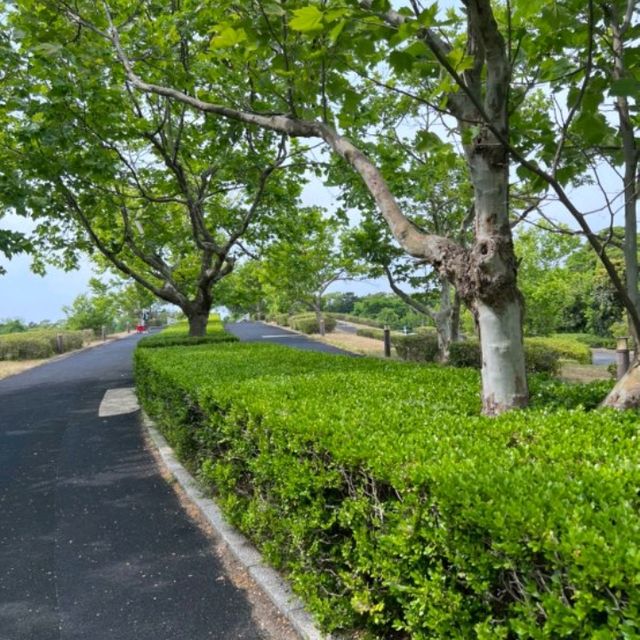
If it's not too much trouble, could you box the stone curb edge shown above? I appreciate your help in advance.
[140,411,332,640]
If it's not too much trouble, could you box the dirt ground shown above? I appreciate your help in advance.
[313,330,396,357]
[559,362,612,383]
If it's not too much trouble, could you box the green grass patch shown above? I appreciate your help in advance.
[133,341,636,638]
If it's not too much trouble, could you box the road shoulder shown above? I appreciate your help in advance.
[140,411,331,640]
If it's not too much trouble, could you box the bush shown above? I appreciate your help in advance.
[449,339,562,374]
[0,329,89,360]
[326,313,385,328]
[273,314,289,326]
[138,319,237,349]
[449,339,482,368]
[553,332,616,349]
[135,342,633,639]
[355,327,386,340]
[391,333,439,362]
[289,313,336,334]
[527,336,592,364]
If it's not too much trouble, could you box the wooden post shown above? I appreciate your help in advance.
[617,336,630,380]
[56,333,63,354]
[101,325,107,341]
[384,325,391,358]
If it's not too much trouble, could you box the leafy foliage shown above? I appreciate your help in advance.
[288,313,337,334]
[135,341,632,638]
[0,329,91,360]
[137,317,237,348]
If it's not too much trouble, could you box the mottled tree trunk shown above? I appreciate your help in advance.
[464,140,528,415]
[187,310,209,337]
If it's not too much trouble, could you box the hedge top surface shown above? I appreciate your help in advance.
[135,342,627,483]
[137,317,237,348]
[135,341,638,637]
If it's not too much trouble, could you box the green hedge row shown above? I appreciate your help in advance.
[326,313,386,328]
[355,326,389,340]
[288,313,336,334]
[0,329,92,360]
[527,336,592,364]
[553,333,616,350]
[391,335,592,373]
[134,342,636,639]
[137,317,238,349]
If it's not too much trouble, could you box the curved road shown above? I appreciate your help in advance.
[0,335,293,640]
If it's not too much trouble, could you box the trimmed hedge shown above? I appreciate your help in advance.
[392,333,439,361]
[553,333,617,350]
[272,313,290,327]
[448,339,562,374]
[355,326,387,340]
[357,327,436,342]
[134,342,637,639]
[288,313,336,334]
[527,336,592,364]
[137,318,238,349]
[0,329,89,361]
[326,313,385,328]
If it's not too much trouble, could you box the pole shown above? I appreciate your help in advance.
[56,333,63,354]
[384,325,391,358]
[101,325,107,341]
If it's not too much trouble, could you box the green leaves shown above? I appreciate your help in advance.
[289,6,325,33]
[210,26,247,49]
[609,78,640,98]
[136,339,637,638]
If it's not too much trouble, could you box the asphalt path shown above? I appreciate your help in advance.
[0,336,280,640]
[226,321,354,355]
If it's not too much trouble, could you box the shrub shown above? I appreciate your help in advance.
[526,336,591,364]
[0,329,89,361]
[448,339,562,374]
[289,313,336,334]
[553,333,616,350]
[325,313,385,328]
[135,342,633,639]
[273,314,289,326]
[391,333,439,362]
[138,319,237,349]
[449,339,482,368]
[355,327,386,340]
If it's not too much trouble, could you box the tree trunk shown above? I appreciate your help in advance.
[464,134,528,415]
[450,291,461,343]
[187,311,209,337]
[433,279,455,363]
[603,360,640,409]
[602,7,640,409]
[313,303,326,336]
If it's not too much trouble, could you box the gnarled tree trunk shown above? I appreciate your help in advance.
[463,138,528,415]
[186,310,209,337]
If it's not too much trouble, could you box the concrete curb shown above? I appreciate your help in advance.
[140,412,331,640]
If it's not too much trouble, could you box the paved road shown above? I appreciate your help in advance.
[0,337,284,640]
[227,321,354,355]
